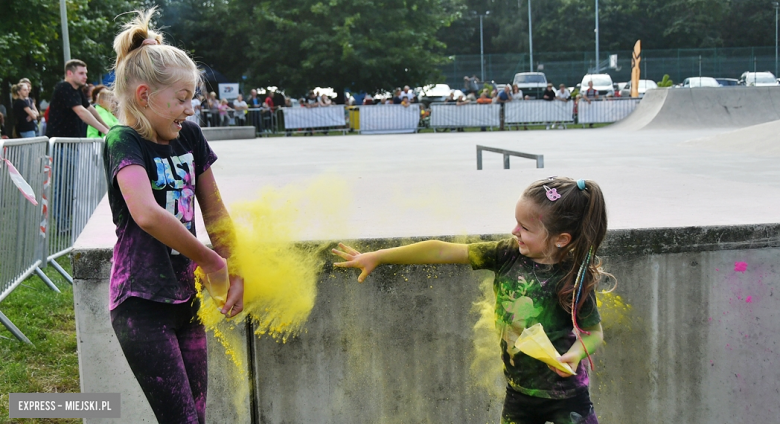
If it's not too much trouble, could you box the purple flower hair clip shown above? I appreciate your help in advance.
[544,185,561,201]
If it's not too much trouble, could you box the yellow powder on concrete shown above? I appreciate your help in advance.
[469,274,505,399]
[596,291,634,333]
[196,176,351,368]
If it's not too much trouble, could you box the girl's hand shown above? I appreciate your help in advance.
[331,243,379,283]
[222,273,244,318]
[549,352,581,378]
[200,250,227,275]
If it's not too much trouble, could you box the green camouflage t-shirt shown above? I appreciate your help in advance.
[468,238,600,399]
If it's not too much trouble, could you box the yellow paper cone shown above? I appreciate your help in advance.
[514,323,576,376]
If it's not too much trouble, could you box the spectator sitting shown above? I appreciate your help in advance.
[511,84,524,101]
[399,85,415,103]
[556,84,571,101]
[582,81,598,103]
[542,83,556,101]
[496,85,512,103]
[477,91,492,104]
[233,93,248,125]
[319,93,333,106]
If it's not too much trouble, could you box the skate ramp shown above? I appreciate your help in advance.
[613,86,780,130]
[685,119,780,157]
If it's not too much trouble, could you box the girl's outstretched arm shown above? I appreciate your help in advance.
[331,240,469,283]
[117,165,225,274]
[195,168,244,318]
[551,323,604,378]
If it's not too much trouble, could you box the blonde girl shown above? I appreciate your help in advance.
[333,177,608,424]
[103,8,243,423]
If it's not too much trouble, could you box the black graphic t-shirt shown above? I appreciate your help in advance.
[468,239,601,399]
[103,121,217,309]
[46,81,90,138]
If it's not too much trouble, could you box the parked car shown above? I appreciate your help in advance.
[619,79,659,97]
[680,77,720,88]
[418,84,453,106]
[513,72,548,99]
[715,78,739,87]
[738,71,779,86]
[580,74,615,97]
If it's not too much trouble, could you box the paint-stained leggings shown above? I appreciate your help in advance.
[501,386,598,424]
[111,296,207,424]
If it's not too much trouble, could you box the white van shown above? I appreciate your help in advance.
[580,74,615,97]
[513,72,547,99]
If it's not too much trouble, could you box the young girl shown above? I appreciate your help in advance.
[332,176,607,424]
[103,9,243,423]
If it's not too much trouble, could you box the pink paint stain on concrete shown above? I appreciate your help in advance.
[745,296,753,303]
[734,262,748,272]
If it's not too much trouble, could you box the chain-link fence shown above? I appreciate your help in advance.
[443,47,779,88]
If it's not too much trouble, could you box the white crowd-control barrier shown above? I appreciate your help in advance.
[47,138,107,284]
[578,98,641,124]
[282,106,347,132]
[0,137,52,344]
[505,100,575,125]
[429,103,501,130]
[357,104,420,134]
[0,136,106,343]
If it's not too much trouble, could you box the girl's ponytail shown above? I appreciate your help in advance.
[111,7,199,141]
[112,8,163,70]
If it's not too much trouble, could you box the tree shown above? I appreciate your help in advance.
[217,0,459,97]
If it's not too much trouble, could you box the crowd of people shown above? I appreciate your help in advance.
[0,67,619,140]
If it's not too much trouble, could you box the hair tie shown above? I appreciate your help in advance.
[142,38,159,46]
[576,179,586,190]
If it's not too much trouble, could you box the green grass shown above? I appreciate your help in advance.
[0,256,79,424]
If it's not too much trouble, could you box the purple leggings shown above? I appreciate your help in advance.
[111,296,207,424]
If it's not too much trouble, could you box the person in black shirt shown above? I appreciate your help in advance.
[12,83,38,138]
[542,83,557,101]
[46,59,109,138]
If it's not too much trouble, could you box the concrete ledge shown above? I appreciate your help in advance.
[201,126,256,141]
[72,224,780,423]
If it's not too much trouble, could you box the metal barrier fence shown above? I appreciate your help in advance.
[505,100,575,126]
[247,108,277,135]
[429,103,501,130]
[578,98,641,124]
[0,137,52,344]
[0,136,106,343]
[347,104,422,134]
[47,138,107,283]
[281,106,348,135]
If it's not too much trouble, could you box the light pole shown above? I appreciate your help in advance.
[528,0,533,72]
[60,0,71,63]
[774,2,779,77]
[472,11,490,82]
[595,0,599,73]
